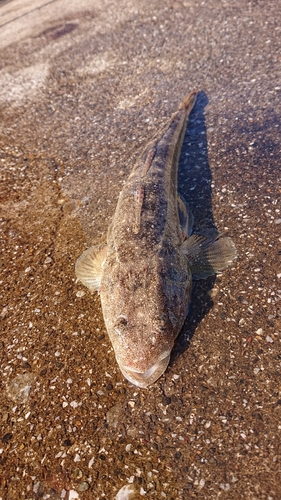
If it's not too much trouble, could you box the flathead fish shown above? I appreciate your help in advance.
[75,91,236,388]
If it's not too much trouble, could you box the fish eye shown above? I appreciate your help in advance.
[114,315,128,336]
[118,315,128,326]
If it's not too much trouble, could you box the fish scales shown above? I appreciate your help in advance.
[75,91,237,388]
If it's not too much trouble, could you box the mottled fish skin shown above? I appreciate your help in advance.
[101,91,195,387]
[75,91,237,388]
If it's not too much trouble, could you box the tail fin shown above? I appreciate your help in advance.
[178,90,197,113]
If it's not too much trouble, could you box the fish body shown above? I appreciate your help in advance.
[75,92,236,388]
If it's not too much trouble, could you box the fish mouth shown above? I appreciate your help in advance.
[119,355,171,388]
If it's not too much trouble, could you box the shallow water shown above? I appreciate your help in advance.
[0,0,281,498]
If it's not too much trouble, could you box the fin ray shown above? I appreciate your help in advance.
[75,245,107,291]
[181,234,237,279]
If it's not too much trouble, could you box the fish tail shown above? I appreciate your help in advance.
[178,90,197,112]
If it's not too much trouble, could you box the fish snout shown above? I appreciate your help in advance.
[118,354,171,388]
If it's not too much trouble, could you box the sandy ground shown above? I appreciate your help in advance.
[0,0,281,498]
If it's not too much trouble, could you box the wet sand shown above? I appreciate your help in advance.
[0,0,281,498]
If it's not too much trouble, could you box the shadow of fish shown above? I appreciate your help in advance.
[75,91,237,388]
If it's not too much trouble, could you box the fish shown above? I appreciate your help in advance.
[75,91,237,388]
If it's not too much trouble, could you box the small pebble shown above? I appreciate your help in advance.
[77,481,90,492]
[2,433,13,443]
[73,468,83,479]
[63,439,72,447]
[106,403,123,428]
[220,483,230,491]
[198,478,205,490]
[68,491,79,500]
[115,484,136,500]
[6,373,35,403]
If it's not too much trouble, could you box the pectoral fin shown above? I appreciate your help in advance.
[75,245,107,291]
[181,233,237,279]
[177,193,194,240]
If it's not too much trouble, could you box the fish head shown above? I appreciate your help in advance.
[100,256,192,388]
[109,310,174,388]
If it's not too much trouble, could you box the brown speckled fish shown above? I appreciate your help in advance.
[75,91,236,388]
